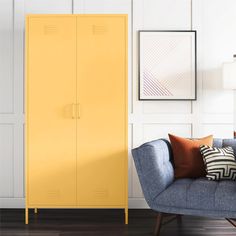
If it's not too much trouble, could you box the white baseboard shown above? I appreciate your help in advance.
[0,198,149,209]
[0,198,25,208]
[128,198,149,209]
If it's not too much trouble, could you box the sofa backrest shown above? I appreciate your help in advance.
[132,138,236,208]
[213,138,236,154]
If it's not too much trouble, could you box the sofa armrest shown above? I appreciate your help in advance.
[131,139,174,207]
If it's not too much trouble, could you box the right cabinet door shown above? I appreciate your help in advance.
[76,15,127,206]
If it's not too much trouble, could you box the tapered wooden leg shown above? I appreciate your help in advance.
[154,213,163,236]
[25,207,29,225]
[125,208,128,224]
[226,218,236,227]
[34,208,38,214]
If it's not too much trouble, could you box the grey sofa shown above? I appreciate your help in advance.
[132,138,236,235]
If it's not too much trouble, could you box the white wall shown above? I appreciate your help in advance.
[0,0,235,208]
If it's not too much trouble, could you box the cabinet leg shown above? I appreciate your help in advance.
[125,207,128,225]
[25,207,29,225]
[34,208,38,214]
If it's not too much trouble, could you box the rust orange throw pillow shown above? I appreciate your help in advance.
[168,134,213,179]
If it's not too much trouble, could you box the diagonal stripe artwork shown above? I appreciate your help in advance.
[139,31,196,100]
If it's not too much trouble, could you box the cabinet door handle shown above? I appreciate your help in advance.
[77,103,81,119]
[72,103,76,119]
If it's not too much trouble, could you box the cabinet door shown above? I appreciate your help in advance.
[26,16,77,206]
[76,15,127,206]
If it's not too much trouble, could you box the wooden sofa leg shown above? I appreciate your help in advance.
[226,218,236,227]
[154,213,163,236]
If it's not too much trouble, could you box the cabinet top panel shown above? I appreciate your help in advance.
[26,14,128,18]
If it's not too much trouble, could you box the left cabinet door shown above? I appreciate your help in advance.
[26,16,77,206]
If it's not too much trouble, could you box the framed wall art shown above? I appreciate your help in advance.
[139,30,196,100]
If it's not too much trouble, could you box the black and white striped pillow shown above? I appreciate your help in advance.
[199,145,236,180]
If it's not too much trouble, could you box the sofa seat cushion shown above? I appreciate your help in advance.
[215,181,236,211]
[156,178,236,211]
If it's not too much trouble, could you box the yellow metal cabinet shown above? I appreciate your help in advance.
[25,15,128,224]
